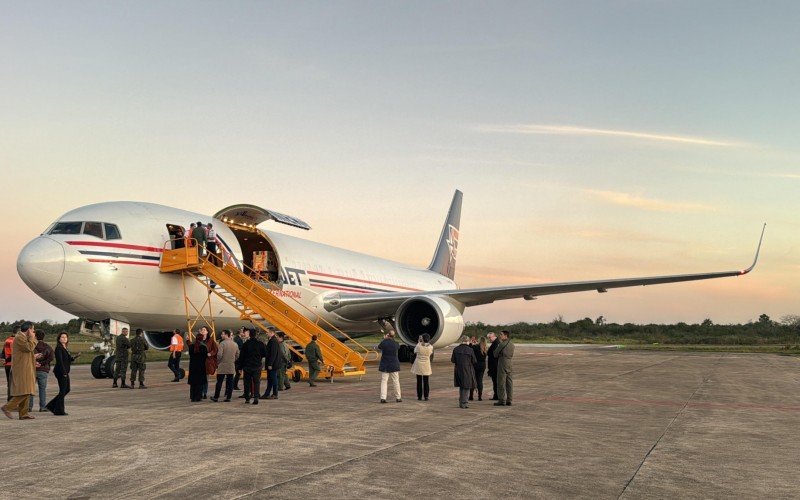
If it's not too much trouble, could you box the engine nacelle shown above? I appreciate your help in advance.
[144,331,173,350]
[395,296,465,348]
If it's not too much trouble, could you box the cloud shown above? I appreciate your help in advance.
[476,123,749,147]
[582,189,716,213]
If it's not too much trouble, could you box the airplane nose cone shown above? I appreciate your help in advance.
[17,237,65,293]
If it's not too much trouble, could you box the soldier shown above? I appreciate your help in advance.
[129,328,149,389]
[277,333,291,391]
[304,335,323,387]
[493,330,515,406]
[113,328,132,388]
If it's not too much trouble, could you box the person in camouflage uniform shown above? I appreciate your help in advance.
[129,328,149,389]
[305,335,323,387]
[113,328,132,389]
[277,333,291,391]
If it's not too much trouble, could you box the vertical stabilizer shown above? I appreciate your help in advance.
[428,190,462,280]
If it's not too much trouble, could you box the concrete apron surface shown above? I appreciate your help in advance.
[0,345,798,499]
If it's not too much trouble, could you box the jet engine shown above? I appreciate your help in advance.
[144,331,173,350]
[395,296,465,349]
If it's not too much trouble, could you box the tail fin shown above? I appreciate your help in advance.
[428,190,462,280]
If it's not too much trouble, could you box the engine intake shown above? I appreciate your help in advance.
[395,296,465,348]
[144,331,173,350]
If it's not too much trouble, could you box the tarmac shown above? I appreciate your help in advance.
[1,345,799,499]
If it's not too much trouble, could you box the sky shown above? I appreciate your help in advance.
[1,1,799,326]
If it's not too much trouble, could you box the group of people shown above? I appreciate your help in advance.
[2,322,515,418]
[172,221,220,264]
[1,322,79,419]
[180,325,324,404]
[111,327,149,389]
[377,329,515,408]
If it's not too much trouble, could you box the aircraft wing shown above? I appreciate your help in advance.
[323,225,765,319]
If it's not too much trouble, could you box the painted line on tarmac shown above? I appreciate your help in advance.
[543,395,800,413]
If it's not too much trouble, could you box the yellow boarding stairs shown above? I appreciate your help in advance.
[160,242,375,381]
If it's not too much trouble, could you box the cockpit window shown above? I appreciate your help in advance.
[83,221,103,239]
[49,222,83,235]
[104,223,121,240]
[48,221,122,240]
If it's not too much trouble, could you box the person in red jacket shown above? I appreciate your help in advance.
[3,326,18,402]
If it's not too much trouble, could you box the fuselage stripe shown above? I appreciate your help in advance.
[79,250,160,261]
[309,278,393,293]
[306,270,422,291]
[66,241,163,253]
[311,283,372,294]
[86,258,159,267]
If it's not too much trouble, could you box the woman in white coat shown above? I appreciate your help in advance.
[411,334,433,401]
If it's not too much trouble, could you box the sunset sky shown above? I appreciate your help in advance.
[2,2,798,325]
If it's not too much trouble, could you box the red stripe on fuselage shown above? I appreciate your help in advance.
[311,283,371,294]
[66,241,163,253]
[306,270,421,291]
[86,258,159,267]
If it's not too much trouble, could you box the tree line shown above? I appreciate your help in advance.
[464,314,800,346]
[4,314,800,347]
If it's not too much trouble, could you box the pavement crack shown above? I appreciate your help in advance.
[617,355,722,499]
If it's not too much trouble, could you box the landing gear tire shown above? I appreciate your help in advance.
[292,370,302,383]
[91,355,105,379]
[178,368,186,380]
[103,355,116,379]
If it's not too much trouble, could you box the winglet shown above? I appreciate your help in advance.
[741,223,766,275]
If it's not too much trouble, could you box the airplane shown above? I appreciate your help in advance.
[17,190,764,365]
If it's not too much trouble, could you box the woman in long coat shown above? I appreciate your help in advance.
[451,335,477,409]
[46,332,79,416]
[2,328,38,419]
[203,334,218,398]
[470,336,487,401]
[410,334,433,401]
[188,333,208,402]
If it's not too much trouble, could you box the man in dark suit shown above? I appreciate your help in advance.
[451,336,477,409]
[486,332,499,400]
[239,329,266,405]
[262,328,281,399]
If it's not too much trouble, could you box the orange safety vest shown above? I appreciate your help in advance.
[170,334,185,353]
[3,336,13,361]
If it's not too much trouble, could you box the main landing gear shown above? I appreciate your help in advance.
[90,354,117,379]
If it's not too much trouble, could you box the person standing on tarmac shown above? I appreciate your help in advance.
[452,335,477,409]
[262,328,281,399]
[239,329,267,405]
[30,330,54,412]
[129,328,149,389]
[113,328,132,389]
[493,330,515,407]
[168,328,184,382]
[188,331,208,402]
[212,330,238,402]
[486,332,500,400]
[3,327,18,402]
[304,335,323,387]
[377,331,402,404]
[232,327,246,390]
[277,333,291,391]
[411,334,433,401]
[1,322,40,420]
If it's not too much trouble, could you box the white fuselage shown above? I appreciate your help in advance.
[17,201,457,335]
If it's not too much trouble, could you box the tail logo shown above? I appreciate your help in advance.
[447,224,459,262]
